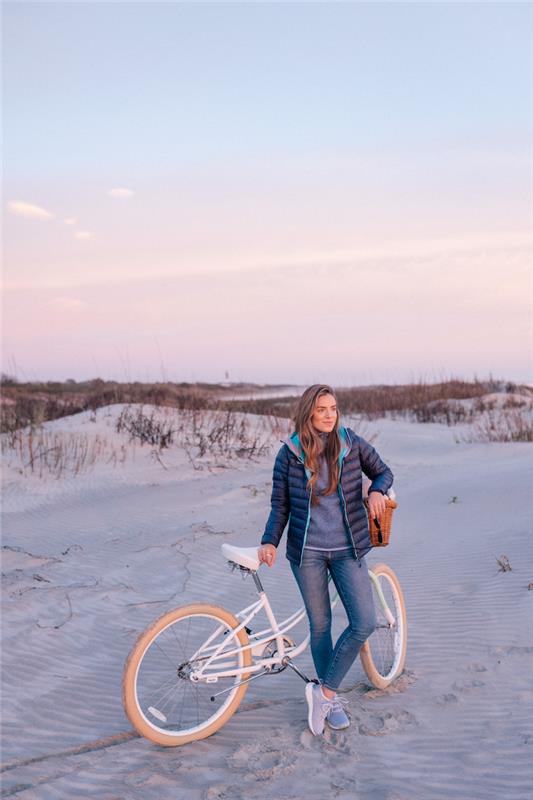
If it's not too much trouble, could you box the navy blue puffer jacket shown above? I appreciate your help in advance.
[261,426,394,566]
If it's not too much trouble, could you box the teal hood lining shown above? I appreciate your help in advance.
[281,427,352,480]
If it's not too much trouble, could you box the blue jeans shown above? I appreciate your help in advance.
[290,548,377,692]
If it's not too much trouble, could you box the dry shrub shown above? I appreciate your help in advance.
[496,555,512,572]
[463,408,533,443]
[0,378,214,434]
[116,406,175,448]
[1,402,288,481]
[115,404,281,468]
[334,379,533,424]
[334,378,492,421]
[1,426,127,479]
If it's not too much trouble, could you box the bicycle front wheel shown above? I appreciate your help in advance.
[122,603,252,746]
[360,563,407,689]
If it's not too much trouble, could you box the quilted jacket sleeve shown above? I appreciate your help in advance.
[357,434,394,496]
[260,445,291,548]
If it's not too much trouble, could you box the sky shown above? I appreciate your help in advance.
[2,1,532,386]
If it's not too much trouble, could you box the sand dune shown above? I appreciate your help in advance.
[1,405,532,798]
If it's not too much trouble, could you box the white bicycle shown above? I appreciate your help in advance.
[122,543,407,746]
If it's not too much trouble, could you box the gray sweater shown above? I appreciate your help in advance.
[304,431,352,551]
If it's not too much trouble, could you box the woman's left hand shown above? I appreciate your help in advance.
[368,491,387,520]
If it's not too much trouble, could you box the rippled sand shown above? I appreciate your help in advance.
[2,406,532,799]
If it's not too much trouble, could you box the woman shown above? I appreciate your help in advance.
[258,384,393,735]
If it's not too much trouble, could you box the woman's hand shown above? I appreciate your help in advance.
[258,544,277,567]
[368,491,387,521]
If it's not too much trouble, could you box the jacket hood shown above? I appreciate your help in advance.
[281,426,352,479]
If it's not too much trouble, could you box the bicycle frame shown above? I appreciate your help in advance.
[189,567,389,683]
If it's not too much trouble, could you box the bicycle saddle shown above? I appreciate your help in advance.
[221,543,261,571]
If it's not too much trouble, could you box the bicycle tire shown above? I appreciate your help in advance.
[359,563,407,689]
[122,603,252,746]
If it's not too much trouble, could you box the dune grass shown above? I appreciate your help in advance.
[2,372,531,432]
[1,374,531,480]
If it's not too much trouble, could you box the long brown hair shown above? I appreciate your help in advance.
[293,384,341,506]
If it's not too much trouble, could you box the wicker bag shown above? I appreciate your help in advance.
[363,496,398,547]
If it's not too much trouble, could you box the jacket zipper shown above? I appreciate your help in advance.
[297,455,313,566]
[338,460,359,561]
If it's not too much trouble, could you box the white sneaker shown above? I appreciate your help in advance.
[305,682,336,735]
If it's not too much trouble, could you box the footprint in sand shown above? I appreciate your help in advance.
[363,669,417,698]
[297,721,357,754]
[464,662,488,673]
[451,678,486,692]
[227,735,296,781]
[322,728,356,754]
[436,692,459,705]
[436,677,485,705]
[356,708,417,736]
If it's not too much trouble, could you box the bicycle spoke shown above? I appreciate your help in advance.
[150,677,184,713]
[129,609,248,738]
[171,620,188,660]
[183,616,191,663]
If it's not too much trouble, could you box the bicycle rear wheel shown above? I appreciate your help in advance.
[360,563,407,688]
[122,603,252,745]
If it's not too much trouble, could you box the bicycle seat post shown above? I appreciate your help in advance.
[252,571,264,593]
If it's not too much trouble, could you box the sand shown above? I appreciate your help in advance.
[1,404,532,799]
